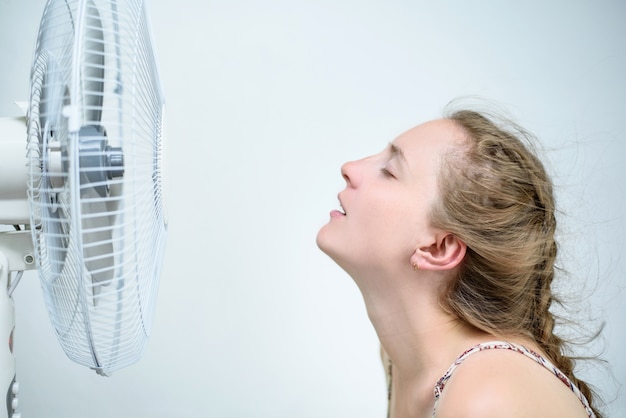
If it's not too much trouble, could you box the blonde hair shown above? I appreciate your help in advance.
[431,108,602,417]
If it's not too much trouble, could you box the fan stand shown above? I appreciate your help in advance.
[0,231,35,418]
[1,115,37,418]
[0,250,17,418]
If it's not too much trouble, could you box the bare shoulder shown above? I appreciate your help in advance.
[433,347,589,418]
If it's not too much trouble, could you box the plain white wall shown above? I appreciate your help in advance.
[0,0,624,417]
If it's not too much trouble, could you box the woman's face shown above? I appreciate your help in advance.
[317,119,463,276]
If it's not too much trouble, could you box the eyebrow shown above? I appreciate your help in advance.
[389,143,407,164]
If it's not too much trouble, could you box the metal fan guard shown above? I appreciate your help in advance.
[26,0,167,375]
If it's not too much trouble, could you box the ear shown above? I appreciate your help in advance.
[411,233,466,271]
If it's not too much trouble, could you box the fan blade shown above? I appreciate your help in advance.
[78,125,123,285]
[80,183,114,286]
[38,60,70,140]
[40,121,71,278]
[83,0,105,124]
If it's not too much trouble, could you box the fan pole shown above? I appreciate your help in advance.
[0,232,36,418]
[0,252,18,418]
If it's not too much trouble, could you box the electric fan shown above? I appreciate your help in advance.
[0,0,166,416]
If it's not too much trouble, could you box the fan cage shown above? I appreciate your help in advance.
[26,0,166,375]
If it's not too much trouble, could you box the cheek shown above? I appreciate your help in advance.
[359,200,421,253]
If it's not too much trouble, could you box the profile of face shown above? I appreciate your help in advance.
[317,119,466,280]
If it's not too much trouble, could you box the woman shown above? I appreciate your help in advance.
[316,107,602,417]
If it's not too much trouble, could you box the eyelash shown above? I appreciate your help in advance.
[380,167,395,178]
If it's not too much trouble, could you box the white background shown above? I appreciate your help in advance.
[0,0,624,417]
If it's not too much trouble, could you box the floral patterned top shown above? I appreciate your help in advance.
[384,341,596,417]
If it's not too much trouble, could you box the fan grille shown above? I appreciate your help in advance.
[27,0,166,375]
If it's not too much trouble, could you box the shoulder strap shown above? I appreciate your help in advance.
[432,341,595,417]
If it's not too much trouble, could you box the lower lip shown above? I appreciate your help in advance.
[330,210,345,218]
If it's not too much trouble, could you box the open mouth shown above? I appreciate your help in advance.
[337,195,346,215]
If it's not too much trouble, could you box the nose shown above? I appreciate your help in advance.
[341,159,359,187]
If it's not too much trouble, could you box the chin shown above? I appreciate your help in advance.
[317,229,352,273]
[316,224,332,254]
[316,223,338,257]
[317,222,367,279]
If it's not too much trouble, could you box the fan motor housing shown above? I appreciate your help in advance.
[78,125,124,198]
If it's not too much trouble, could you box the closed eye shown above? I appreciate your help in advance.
[380,167,395,178]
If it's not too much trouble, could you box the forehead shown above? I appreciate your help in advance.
[387,119,465,209]
[392,119,465,162]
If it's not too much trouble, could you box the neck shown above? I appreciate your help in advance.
[356,268,492,414]
[369,286,483,373]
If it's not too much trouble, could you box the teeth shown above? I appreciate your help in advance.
[337,194,346,215]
